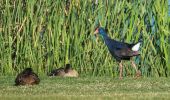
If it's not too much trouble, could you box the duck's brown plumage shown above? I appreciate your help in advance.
[48,64,78,77]
[48,67,65,76]
[15,68,40,86]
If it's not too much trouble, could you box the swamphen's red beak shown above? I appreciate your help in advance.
[94,28,99,42]
[94,28,99,35]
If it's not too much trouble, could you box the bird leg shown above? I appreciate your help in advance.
[131,61,141,77]
[119,61,123,79]
[131,61,137,71]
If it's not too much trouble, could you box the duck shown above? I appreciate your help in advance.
[15,68,40,86]
[94,27,141,79]
[48,64,78,77]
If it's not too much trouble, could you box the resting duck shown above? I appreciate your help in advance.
[94,27,141,79]
[48,64,78,77]
[15,68,40,86]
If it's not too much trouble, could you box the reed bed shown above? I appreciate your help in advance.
[0,0,169,77]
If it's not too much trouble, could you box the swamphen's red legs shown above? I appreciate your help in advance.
[131,61,141,77]
[119,61,123,79]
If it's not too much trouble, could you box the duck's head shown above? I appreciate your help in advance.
[94,27,107,36]
[23,68,33,74]
[65,64,72,73]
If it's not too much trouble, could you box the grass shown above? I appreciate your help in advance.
[0,76,170,100]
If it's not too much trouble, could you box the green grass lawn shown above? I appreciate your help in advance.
[0,76,170,100]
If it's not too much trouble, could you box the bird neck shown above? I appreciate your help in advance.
[100,33,110,40]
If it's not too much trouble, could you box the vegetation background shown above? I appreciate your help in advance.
[0,0,169,77]
[0,0,170,99]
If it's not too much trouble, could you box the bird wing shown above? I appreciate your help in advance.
[105,38,129,50]
[105,38,139,58]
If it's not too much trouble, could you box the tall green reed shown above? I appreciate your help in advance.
[0,0,169,77]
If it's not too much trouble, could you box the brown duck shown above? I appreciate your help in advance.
[48,64,78,77]
[15,68,40,86]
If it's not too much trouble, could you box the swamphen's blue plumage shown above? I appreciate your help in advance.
[94,27,141,79]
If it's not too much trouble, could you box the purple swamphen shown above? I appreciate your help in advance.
[94,27,141,79]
